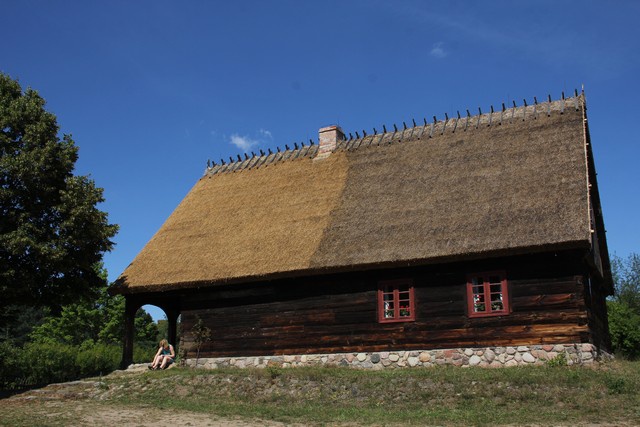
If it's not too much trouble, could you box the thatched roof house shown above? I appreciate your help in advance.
[114,92,612,368]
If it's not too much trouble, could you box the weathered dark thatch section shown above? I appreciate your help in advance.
[114,95,597,294]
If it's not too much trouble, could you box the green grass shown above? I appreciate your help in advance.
[2,361,639,426]
[98,361,640,426]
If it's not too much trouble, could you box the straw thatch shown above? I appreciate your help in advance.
[114,95,593,294]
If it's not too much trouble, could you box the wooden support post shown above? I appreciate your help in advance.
[167,308,180,351]
[121,297,137,369]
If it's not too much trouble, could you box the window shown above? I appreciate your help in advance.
[378,279,415,323]
[467,272,510,317]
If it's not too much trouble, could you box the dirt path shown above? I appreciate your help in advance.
[0,366,303,427]
[1,393,298,427]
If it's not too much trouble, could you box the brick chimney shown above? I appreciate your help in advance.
[316,125,345,160]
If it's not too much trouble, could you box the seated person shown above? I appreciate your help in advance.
[149,339,175,370]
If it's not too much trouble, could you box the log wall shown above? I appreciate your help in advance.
[174,251,605,358]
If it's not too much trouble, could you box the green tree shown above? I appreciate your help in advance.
[0,73,118,317]
[608,253,640,359]
[30,272,158,347]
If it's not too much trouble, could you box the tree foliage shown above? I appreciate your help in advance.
[0,73,118,314]
[30,284,159,347]
[608,253,640,359]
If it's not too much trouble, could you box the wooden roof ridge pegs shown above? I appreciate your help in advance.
[442,113,449,135]
[533,97,538,120]
[500,103,505,125]
[255,150,269,167]
[244,153,249,160]
[393,123,398,132]
[301,141,305,147]
[310,139,315,145]
[355,131,360,139]
[408,119,416,139]
[511,100,517,122]
[383,124,388,133]
[573,89,580,110]
[229,156,234,163]
[522,99,527,121]
[403,121,407,130]
[372,128,382,146]
[220,158,225,165]
[488,106,493,126]
[349,132,354,140]
[207,159,211,168]
[476,107,481,128]
[237,154,242,162]
[291,144,302,159]
[560,91,565,114]
[465,109,471,131]
[430,115,436,138]
[277,146,281,152]
[547,94,552,116]
[452,111,460,133]
[247,152,260,169]
[416,117,427,139]
[285,144,290,151]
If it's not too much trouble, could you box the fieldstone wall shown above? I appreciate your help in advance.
[185,343,611,370]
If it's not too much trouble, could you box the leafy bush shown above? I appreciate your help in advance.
[133,344,157,364]
[608,253,640,359]
[608,300,640,359]
[0,341,156,390]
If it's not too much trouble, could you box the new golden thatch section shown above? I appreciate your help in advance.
[114,93,612,368]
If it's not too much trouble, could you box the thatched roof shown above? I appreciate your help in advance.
[114,95,599,294]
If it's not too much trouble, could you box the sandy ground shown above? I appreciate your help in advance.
[0,365,306,427]
[1,397,303,427]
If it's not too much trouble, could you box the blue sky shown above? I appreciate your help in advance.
[3,1,639,321]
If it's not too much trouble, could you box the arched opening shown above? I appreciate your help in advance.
[121,298,181,368]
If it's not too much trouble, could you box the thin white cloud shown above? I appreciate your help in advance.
[229,134,259,151]
[259,128,273,139]
[430,42,447,58]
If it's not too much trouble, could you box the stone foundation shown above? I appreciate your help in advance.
[185,343,611,369]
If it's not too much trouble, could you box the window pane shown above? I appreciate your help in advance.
[490,284,502,293]
[399,307,411,317]
[491,301,504,311]
[399,291,410,300]
[383,292,394,301]
[384,301,395,318]
[473,293,486,312]
[473,285,483,294]
[490,293,503,302]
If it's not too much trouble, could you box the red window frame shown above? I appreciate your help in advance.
[377,279,415,323]
[466,271,510,318]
